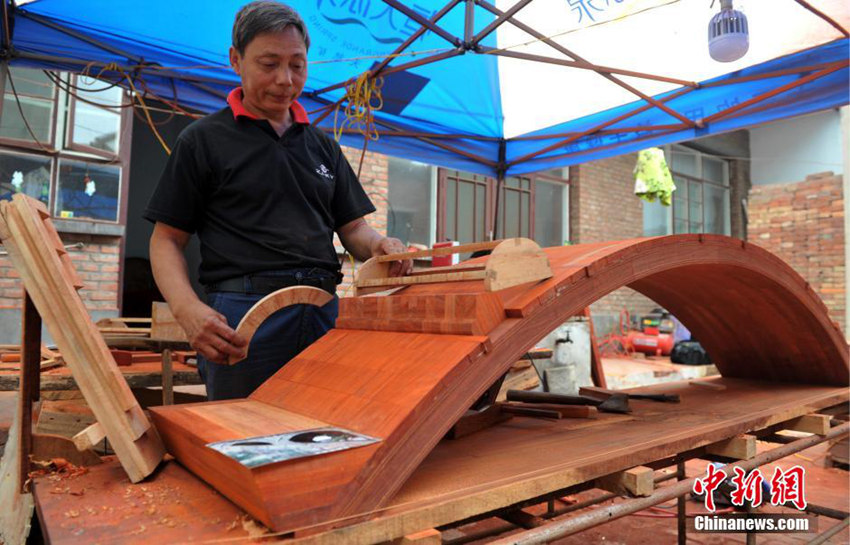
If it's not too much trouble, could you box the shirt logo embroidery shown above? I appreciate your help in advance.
[315,164,334,181]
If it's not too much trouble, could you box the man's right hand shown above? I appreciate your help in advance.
[176,301,247,364]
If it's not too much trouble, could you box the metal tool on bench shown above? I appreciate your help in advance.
[506,390,631,414]
[580,386,681,403]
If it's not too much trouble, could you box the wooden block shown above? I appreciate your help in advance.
[392,528,441,544]
[447,405,513,440]
[150,302,188,342]
[35,400,96,438]
[499,509,545,529]
[109,349,161,367]
[497,367,541,402]
[72,422,106,452]
[33,433,102,467]
[596,466,654,497]
[784,414,830,435]
[579,386,616,401]
[706,434,756,460]
[484,238,553,291]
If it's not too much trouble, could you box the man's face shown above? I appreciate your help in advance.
[229,25,308,120]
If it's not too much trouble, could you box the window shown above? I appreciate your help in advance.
[386,156,435,247]
[0,68,132,225]
[0,151,51,204]
[438,167,569,247]
[643,146,730,236]
[0,67,56,145]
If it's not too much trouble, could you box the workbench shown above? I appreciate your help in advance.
[31,377,849,544]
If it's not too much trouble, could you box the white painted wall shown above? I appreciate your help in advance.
[750,109,844,185]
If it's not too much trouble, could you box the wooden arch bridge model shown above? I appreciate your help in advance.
[149,234,849,533]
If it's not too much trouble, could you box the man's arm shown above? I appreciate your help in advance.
[149,222,246,363]
[337,218,412,276]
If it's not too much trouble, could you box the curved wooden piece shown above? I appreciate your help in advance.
[150,235,849,532]
[227,286,333,365]
[484,237,552,291]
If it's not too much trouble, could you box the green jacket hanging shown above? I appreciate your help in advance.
[634,148,676,206]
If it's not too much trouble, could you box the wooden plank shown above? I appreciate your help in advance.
[150,301,188,342]
[783,414,831,435]
[374,240,502,262]
[584,307,607,388]
[31,381,849,545]
[357,269,487,289]
[596,466,654,497]
[705,434,756,460]
[0,392,34,545]
[72,422,105,452]
[0,195,164,482]
[35,400,97,438]
[502,402,598,419]
[227,286,333,365]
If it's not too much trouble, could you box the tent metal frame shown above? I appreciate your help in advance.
[1,0,848,237]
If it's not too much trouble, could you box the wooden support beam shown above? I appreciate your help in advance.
[162,349,174,406]
[19,291,40,492]
[72,422,106,452]
[596,466,655,497]
[392,528,442,544]
[783,414,831,435]
[705,434,757,460]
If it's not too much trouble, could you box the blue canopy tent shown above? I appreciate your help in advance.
[2,0,847,179]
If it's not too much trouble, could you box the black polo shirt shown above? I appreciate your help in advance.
[144,88,376,285]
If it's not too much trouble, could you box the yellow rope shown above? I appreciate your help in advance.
[82,62,172,155]
[333,71,383,143]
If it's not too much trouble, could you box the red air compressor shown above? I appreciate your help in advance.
[626,309,675,357]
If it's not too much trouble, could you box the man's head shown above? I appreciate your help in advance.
[229,2,310,121]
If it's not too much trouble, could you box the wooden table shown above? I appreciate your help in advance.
[33,378,849,544]
[0,360,201,392]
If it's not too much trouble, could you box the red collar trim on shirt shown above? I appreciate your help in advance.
[227,87,310,124]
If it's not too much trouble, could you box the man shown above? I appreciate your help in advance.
[145,1,410,400]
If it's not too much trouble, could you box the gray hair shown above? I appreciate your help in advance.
[232,1,310,55]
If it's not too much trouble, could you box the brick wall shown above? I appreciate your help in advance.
[0,233,122,312]
[569,154,661,333]
[337,145,389,296]
[748,172,845,333]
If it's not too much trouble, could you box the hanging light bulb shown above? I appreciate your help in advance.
[708,0,749,62]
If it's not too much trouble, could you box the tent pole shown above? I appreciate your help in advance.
[475,0,697,88]
[793,0,849,37]
[1,0,11,54]
[700,59,846,87]
[509,87,695,167]
[701,62,848,124]
[464,0,475,45]
[309,0,462,98]
[492,140,507,241]
[381,0,462,47]
[471,0,535,45]
[479,46,696,87]
[19,11,144,63]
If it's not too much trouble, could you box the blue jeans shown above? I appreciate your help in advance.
[198,269,339,401]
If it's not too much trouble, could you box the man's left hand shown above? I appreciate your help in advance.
[374,237,413,277]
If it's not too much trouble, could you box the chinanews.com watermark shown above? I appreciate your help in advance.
[688,463,819,534]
